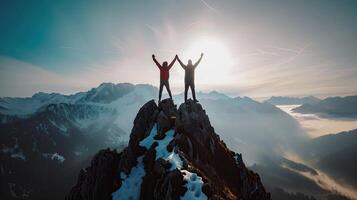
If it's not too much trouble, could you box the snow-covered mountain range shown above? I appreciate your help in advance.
[0,83,157,199]
[0,83,157,130]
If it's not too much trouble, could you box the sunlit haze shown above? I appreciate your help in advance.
[183,36,235,86]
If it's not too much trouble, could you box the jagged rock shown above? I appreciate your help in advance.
[156,99,177,137]
[66,149,121,200]
[118,100,157,175]
[67,98,271,200]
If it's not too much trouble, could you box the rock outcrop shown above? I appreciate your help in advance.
[66,99,271,200]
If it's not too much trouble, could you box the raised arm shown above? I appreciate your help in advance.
[168,55,177,69]
[176,56,186,69]
[152,54,161,69]
[194,53,204,68]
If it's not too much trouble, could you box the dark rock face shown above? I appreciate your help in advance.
[67,99,271,200]
[66,149,121,200]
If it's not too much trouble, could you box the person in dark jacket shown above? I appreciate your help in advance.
[152,54,177,101]
[177,53,203,102]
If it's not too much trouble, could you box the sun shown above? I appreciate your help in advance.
[182,36,235,86]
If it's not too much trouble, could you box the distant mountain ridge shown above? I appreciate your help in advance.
[0,83,233,123]
[299,129,357,186]
[293,95,357,117]
[173,90,231,101]
[264,96,320,105]
[0,83,155,117]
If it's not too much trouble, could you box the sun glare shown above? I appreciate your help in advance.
[182,37,235,86]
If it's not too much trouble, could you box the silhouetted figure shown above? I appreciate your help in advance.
[177,53,203,102]
[152,54,177,102]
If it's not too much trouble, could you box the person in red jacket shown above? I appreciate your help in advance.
[152,54,177,101]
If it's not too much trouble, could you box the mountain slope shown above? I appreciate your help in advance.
[293,95,357,117]
[67,99,271,200]
[0,103,127,199]
[198,97,307,164]
[264,96,320,105]
[299,129,357,186]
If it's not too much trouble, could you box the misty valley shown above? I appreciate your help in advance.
[277,105,357,138]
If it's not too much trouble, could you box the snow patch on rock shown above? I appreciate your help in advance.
[49,119,69,135]
[181,170,207,200]
[10,152,26,161]
[42,153,65,163]
[112,156,145,200]
[139,124,207,200]
[2,138,26,161]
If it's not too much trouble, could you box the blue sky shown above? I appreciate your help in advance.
[1,0,357,97]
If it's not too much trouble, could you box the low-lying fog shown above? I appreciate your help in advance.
[277,105,357,138]
[283,152,357,200]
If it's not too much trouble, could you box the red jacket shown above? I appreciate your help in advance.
[153,57,176,81]
[159,67,170,80]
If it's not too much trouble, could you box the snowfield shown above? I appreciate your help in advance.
[112,124,207,200]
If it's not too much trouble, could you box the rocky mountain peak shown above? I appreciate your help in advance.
[66,99,271,200]
[81,83,136,103]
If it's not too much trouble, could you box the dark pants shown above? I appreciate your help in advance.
[184,80,196,102]
[159,80,172,101]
